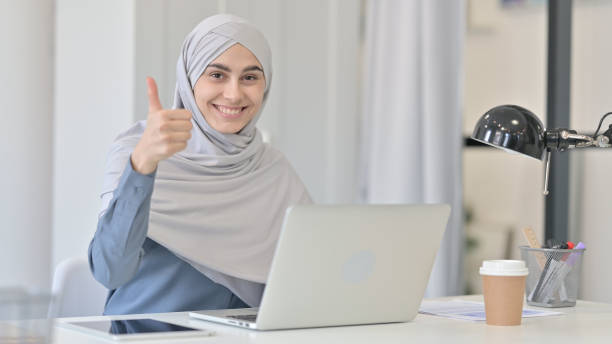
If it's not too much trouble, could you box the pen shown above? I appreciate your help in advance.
[532,250,555,302]
[532,241,576,302]
[542,242,585,302]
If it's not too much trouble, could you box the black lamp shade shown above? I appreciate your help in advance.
[471,105,546,160]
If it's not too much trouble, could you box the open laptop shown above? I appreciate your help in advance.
[190,204,451,330]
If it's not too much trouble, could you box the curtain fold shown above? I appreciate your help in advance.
[360,0,465,296]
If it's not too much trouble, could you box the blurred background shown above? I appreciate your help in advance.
[1,0,611,303]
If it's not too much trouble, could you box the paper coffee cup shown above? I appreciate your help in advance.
[480,260,528,326]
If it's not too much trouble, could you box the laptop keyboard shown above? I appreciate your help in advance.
[227,314,258,322]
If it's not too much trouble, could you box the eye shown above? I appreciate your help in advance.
[243,74,259,81]
[209,72,223,79]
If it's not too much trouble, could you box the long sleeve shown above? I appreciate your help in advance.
[89,157,254,315]
[89,159,156,290]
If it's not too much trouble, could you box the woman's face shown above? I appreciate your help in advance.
[194,44,266,134]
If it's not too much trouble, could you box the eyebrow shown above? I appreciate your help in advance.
[207,63,263,73]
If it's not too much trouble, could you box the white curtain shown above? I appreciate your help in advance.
[360,0,465,296]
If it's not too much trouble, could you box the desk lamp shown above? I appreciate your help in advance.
[471,105,612,194]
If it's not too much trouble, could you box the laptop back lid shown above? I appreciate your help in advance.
[256,204,451,330]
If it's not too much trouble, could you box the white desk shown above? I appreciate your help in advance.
[45,295,612,343]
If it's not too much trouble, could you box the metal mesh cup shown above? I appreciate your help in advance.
[519,246,585,307]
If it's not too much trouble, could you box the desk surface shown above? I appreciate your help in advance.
[43,295,612,343]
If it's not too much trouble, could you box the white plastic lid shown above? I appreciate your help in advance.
[479,260,529,276]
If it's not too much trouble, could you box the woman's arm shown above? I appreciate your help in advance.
[88,158,156,290]
[90,78,191,290]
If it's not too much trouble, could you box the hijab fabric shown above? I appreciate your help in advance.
[100,14,311,306]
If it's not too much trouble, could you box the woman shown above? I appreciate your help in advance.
[89,14,311,315]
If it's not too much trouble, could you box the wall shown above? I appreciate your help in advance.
[464,1,548,133]
[463,2,547,293]
[53,0,135,268]
[0,0,54,290]
[571,0,612,302]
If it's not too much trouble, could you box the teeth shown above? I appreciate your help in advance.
[216,105,242,115]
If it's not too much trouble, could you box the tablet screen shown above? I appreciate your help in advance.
[69,318,200,334]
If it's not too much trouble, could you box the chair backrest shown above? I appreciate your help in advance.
[48,257,107,317]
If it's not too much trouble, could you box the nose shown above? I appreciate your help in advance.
[223,79,242,103]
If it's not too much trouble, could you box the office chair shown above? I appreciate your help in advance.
[48,257,107,317]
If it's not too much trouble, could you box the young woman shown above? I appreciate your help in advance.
[89,14,311,315]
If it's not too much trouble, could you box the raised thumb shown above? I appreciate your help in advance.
[146,77,163,112]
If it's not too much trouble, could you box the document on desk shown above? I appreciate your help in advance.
[419,300,562,321]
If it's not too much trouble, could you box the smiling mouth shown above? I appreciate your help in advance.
[213,104,247,118]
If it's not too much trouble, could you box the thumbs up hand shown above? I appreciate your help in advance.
[131,77,193,174]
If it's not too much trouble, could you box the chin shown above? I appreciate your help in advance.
[215,123,247,134]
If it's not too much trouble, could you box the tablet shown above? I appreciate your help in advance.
[59,318,214,341]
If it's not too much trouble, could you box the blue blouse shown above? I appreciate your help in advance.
[88,160,249,315]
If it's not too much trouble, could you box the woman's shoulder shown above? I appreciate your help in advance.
[260,144,312,203]
[105,120,147,158]
[260,143,290,166]
[113,120,147,147]
[101,121,147,186]
[259,144,306,180]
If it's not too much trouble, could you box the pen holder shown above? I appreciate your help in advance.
[519,246,585,307]
[0,288,54,343]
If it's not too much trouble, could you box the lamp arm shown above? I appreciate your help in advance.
[594,131,612,148]
[562,132,597,148]
[545,128,611,150]
[541,129,609,195]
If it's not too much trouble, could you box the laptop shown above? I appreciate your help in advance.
[189,204,451,330]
